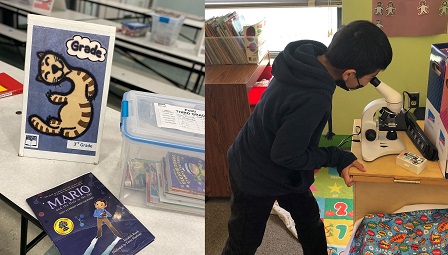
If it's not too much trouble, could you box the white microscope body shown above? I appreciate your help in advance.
[360,78,406,161]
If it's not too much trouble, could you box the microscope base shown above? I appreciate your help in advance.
[361,134,406,162]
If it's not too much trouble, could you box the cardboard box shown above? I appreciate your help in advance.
[424,43,448,178]
[118,91,205,215]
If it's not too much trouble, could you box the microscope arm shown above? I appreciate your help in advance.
[360,77,406,161]
[370,77,402,114]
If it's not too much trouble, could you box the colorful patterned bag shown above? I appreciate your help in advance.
[348,208,448,254]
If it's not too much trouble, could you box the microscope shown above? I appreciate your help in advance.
[360,77,406,161]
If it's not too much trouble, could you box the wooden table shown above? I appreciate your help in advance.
[350,119,448,221]
[205,53,270,197]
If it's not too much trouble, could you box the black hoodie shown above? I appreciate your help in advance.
[227,40,357,196]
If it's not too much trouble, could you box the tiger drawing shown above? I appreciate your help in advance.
[28,51,97,139]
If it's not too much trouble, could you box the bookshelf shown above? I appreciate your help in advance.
[205,53,270,197]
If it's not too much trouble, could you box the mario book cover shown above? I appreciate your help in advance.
[18,14,115,164]
[27,172,155,255]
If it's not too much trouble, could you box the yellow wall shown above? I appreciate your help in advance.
[332,0,448,134]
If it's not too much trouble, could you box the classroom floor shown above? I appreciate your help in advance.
[0,23,203,254]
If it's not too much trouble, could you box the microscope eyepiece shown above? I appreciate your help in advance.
[370,77,381,87]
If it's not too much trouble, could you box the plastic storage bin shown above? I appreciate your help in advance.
[118,91,205,216]
[150,12,185,46]
[121,21,150,37]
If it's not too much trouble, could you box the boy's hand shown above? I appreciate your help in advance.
[341,160,366,187]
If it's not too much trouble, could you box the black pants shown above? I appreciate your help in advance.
[222,174,327,255]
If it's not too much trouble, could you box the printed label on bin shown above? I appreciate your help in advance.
[154,103,205,135]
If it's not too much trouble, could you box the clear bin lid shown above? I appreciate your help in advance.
[120,91,204,152]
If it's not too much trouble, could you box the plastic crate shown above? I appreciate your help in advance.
[150,12,185,46]
[121,21,150,37]
[119,91,205,216]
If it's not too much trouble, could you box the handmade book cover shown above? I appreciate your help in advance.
[27,172,155,255]
[163,152,205,199]
[0,72,23,99]
[18,15,115,164]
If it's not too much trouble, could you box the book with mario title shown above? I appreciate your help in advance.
[26,172,155,255]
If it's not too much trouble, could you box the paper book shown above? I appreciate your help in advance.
[26,172,155,255]
[123,159,152,191]
[146,161,161,203]
[243,18,267,64]
[18,15,115,164]
[159,160,204,208]
[0,72,23,99]
[163,152,205,199]
[145,161,204,215]
[139,158,204,209]
[243,17,266,37]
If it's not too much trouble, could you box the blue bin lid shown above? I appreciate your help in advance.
[121,21,150,29]
[120,91,204,153]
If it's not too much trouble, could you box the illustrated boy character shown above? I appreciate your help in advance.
[93,199,123,239]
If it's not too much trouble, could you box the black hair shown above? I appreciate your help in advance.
[325,20,392,78]
[95,199,107,206]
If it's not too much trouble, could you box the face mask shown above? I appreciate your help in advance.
[335,80,350,91]
[335,80,364,91]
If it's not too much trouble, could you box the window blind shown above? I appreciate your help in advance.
[205,0,342,8]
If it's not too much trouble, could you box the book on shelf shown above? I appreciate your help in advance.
[205,12,267,64]
[205,11,245,37]
[26,172,155,255]
[243,17,266,37]
[0,72,23,99]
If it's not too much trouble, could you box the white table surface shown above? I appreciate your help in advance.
[0,23,26,42]
[0,61,205,255]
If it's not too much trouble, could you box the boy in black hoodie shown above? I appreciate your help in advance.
[222,20,393,255]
